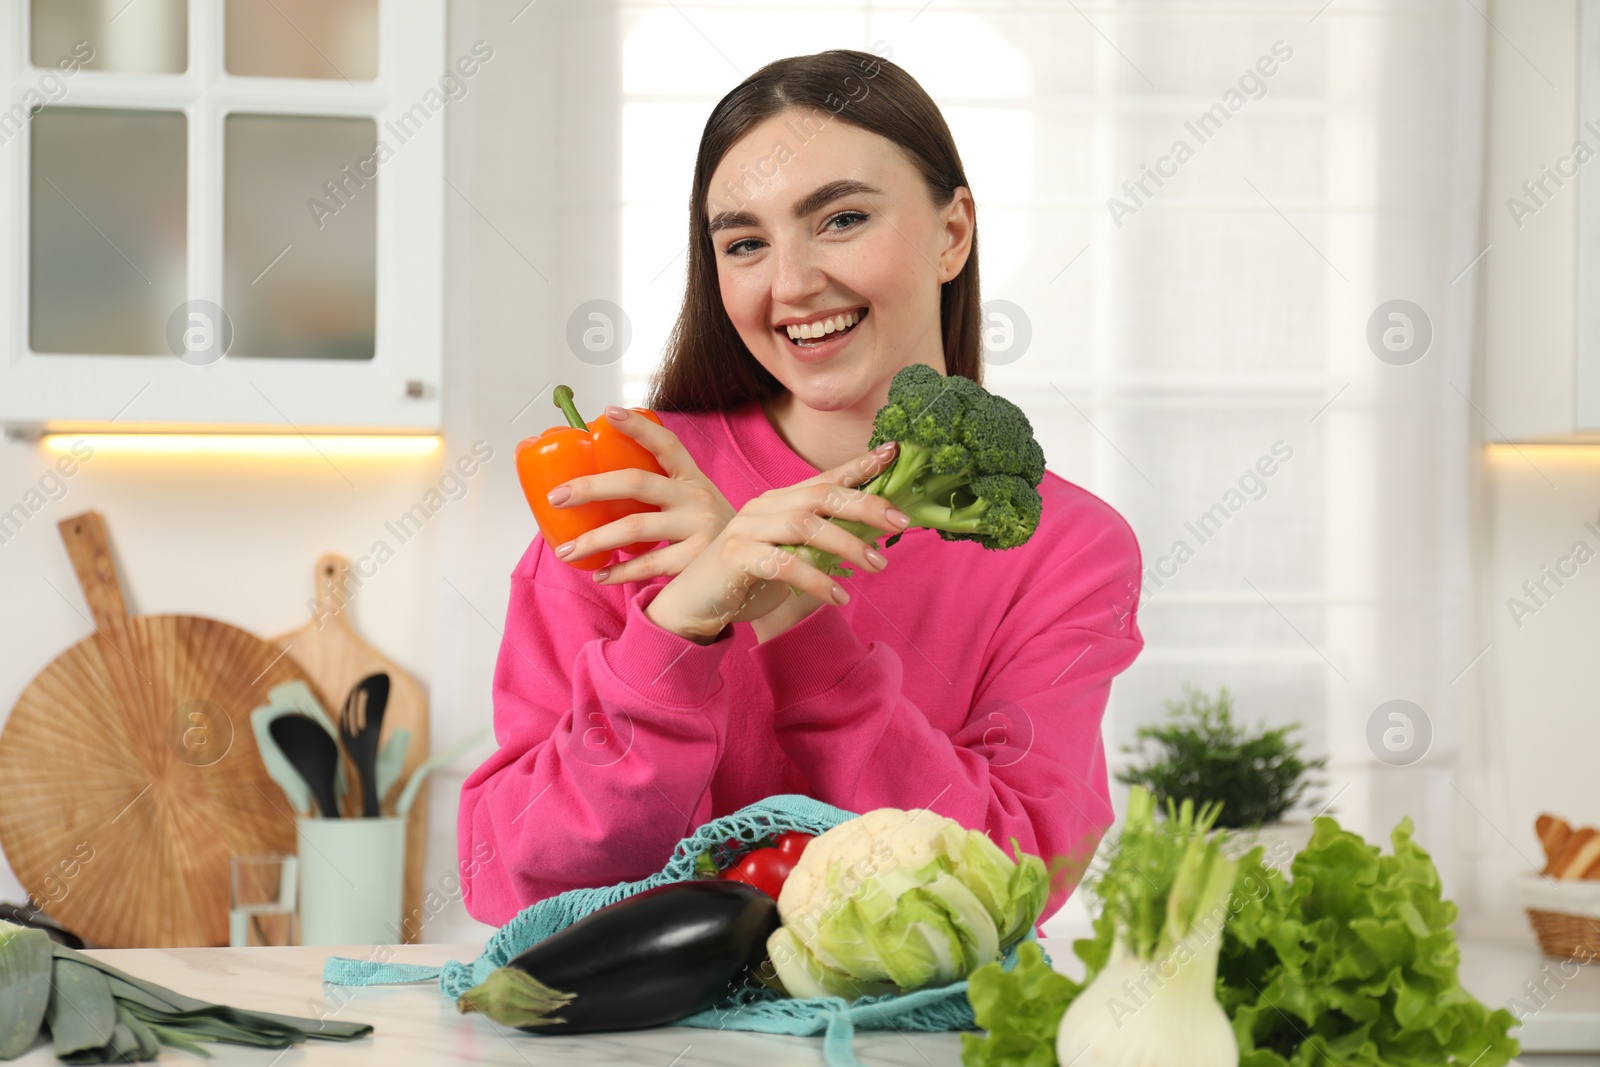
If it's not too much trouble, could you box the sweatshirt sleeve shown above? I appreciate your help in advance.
[744,504,1144,927]
[457,538,736,927]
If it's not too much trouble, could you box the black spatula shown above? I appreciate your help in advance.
[340,673,390,817]
[268,714,342,819]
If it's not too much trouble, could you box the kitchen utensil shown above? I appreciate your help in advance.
[270,555,430,940]
[250,682,352,817]
[269,714,342,819]
[296,816,405,947]
[375,727,411,801]
[393,727,493,818]
[253,707,316,817]
[339,673,389,817]
[0,511,307,947]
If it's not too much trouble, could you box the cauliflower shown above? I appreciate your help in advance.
[766,807,1049,1000]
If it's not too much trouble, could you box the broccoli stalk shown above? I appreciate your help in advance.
[776,363,1046,581]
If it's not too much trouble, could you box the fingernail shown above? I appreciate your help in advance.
[875,440,897,455]
[547,485,571,505]
[831,585,850,604]
[593,568,610,582]
[605,405,629,420]
[865,548,887,569]
[886,508,910,528]
[555,541,574,558]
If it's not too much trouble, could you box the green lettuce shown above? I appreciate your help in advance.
[960,942,1080,1067]
[1221,816,1518,1067]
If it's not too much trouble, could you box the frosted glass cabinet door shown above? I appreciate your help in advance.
[225,0,378,81]
[224,114,378,360]
[0,0,444,433]
[30,0,188,74]
[29,108,188,356]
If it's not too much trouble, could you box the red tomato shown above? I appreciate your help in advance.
[721,832,814,900]
[773,832,813,862]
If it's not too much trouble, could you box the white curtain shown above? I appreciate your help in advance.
[435,0,1488,941]
[614,0,1491,920]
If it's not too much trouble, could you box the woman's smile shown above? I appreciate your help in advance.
[774,306,869,362]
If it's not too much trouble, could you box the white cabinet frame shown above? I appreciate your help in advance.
[0,1,444,434]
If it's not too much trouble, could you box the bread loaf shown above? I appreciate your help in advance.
[1538,813,1573,876]
[1534,813,1600,878]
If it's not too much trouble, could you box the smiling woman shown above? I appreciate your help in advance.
[654,51,983,429]
[458,49,1145,932]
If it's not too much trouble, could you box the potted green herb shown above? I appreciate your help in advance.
[1117,684,1327,863]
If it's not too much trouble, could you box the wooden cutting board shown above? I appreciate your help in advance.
[0,511,308,948]
[271,555,430,944]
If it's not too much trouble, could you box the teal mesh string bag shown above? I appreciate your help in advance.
[322,793,1049,1067]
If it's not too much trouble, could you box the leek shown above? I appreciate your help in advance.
[1055,787,1240,1067]
[0,923,51,1059]
[0,920,374,1062]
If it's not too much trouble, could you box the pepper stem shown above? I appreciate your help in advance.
[552,385,588,430]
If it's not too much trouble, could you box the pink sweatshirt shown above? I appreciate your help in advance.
[458,396,1145,931]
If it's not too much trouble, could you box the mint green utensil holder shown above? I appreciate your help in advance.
[297,816,406,947]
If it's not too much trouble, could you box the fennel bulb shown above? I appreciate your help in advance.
[1056,788,1240,1067]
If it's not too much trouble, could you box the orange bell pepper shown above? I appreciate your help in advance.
[515,384,668,571]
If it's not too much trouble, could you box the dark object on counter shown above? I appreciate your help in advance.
[339,673,390,817]
[0,903,85,949]
[456,880,779,1033]
[269,714,342,819]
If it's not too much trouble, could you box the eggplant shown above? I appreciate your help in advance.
[456,879,778,1033]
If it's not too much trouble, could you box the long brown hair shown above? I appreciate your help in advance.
[645,48,983,414]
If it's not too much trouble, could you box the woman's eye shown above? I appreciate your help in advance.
[720,211,869,258]
[825,211,868,231]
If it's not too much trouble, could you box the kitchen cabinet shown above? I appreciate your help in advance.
[1482,0,1600,442]
[0,0,445,435]
[1581,0,1600,435]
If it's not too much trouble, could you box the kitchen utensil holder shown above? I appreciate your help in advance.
[297,816,406,947]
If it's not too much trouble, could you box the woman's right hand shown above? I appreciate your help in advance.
[645,440,910,643]
[544,406,738,585]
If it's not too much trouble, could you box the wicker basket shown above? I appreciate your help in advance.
[1514,872,1600,962]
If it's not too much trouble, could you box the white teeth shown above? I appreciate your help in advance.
[786,310,861,340]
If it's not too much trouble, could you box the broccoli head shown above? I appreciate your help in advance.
[778,363,1047,579]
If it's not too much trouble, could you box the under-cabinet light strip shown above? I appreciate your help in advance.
[39,434,442,457]
[1484,443,1600,459]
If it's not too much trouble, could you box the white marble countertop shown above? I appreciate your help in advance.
[10,941,960,1066]
[8,934,1597,1064]
[1456,933,1600,1062]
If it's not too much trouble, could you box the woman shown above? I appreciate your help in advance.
[458,49,1144,929]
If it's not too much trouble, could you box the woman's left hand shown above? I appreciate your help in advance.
[547,406,736,585]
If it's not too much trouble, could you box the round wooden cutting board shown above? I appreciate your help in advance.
[0,511,308,948]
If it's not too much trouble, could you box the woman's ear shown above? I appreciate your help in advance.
[938,186,976,283]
